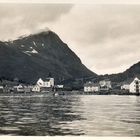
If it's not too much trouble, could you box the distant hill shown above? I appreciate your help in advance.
[94,61,140,83]
[0,30,96,84]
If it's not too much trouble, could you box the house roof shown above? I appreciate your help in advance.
[99,79,111,82]
[37,77,53,82]
[45,78,52,82]
[84,82,99,87]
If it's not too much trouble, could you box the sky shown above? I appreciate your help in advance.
[0,3,140,75]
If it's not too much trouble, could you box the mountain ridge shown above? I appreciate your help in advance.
[95,61,140,83]
[0,30,96,84]
[0,30,139,85]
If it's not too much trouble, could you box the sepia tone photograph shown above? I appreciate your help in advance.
[0,0,140,137]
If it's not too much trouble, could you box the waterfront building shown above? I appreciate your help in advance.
[99,80,112,91]
[56,85,64,88]
[55,85,64,91]
[14,84,24,93]
[33,77,55,92]
[37,78,54,88]
[24,86,33,93]
[121,77,140,94]
[36,78,46,87]
[129,77,140,93]
[0,86,3,93]
[32,85,40,92]
[121,84,130,90]
[84,81,100,92]
[3,85,11,93]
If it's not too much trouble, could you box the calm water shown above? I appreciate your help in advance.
[0,94,140,136]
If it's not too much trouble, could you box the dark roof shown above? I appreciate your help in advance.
[84,82,99,87]
[40,77,53,81]
[45,78,51,82]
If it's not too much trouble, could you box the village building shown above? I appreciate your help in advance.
[0,86,4,93]
[3,85,12,93]
[32,77,55,92]
[121,77,140,94]
[84,81,100,93]
[14,84,24,93]
[24,86,33,93]
[121,84,130,90]
[32,85,40,92]
[37,78,54,88]
[129,77,140,93]
[99,80,112,91]
[55,85,64,91]
[56,85,64,88]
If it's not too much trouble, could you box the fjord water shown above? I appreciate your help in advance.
[0,94,140,136]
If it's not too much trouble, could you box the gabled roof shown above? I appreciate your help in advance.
[45,78,52,82]
[37,78,43,81]
[84,82,99,87]
[37,77,53,82]
[99,79,111,82]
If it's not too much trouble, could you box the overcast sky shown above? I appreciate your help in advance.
[0,3,140,75]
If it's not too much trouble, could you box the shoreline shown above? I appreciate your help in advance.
[0,91,139,96]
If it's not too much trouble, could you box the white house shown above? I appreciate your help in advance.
[54,85,64,91]
[36,78,44,87]
[32,85,40,92]
[14,84,24,93]
[56,85,64,88]
[129,77,140,93]
[37,78,54,88]
[121,84,130,90]
[84,82,100,92]
[99,80,112,91]
[32,77,54,92]
[0,86,3,93]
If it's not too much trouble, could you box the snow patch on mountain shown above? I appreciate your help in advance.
[23,49,38,56]
[33,41,37,47]
[31,49,38,54]
[42,43,44,47]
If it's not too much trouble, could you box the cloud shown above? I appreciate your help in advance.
[0,4,140,74]
[0,3,73,40]
[45,4,140,74]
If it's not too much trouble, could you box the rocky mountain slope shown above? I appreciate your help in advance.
[0,30,96,84]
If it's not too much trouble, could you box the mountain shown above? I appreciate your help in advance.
[96,61,140,83]
[0,30,96,84]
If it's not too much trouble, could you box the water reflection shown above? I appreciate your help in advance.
[72,95,140,136]
[0,95,85,135]
[0,94,140,136]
